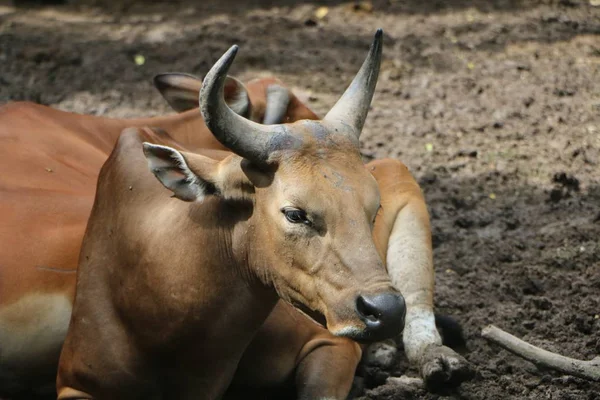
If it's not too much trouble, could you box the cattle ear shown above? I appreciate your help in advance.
[143,143,218,202]
[154,73,202,113]
[154,73,249,117]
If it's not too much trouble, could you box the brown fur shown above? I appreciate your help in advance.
[0,75,463,400]
[0,77,316,398]
[56,115,403,397]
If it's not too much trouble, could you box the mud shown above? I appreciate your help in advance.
[1,0,599,398]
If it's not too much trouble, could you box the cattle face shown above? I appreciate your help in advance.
[144,30,405,342]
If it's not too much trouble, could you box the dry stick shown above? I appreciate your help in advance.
[481,324,600,382]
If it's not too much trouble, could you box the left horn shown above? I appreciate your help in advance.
[199,45,283,164]
[323,29,383,141]
[262,85,290,125]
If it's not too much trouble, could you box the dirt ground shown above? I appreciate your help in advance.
[1,0,599,398]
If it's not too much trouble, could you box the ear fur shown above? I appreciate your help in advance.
[154,73,250,117]
[143,143,256,202]
[143,143,216,201]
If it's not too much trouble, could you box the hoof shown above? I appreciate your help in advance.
[419,344,474,391]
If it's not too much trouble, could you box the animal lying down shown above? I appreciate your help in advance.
[0,67,317,400]
[0,29,472,400]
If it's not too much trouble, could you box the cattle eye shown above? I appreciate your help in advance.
[282,208,311,225]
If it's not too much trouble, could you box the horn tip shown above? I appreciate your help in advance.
[372,29,383,51]
[224,45,239,62]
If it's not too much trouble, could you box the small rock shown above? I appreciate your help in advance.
[387,376,424,388]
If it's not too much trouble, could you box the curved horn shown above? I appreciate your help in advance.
[323,29,383,140]
[199,45,283,163]
[262,84,291,125]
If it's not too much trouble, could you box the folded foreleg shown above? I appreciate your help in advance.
[369,159,473,390]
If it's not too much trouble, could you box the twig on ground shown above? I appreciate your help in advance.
[481,324,600,382]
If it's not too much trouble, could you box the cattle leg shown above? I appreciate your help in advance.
[294,338,362,400]
[370,159,473,390]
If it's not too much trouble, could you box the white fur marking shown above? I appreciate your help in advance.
[402,308,440,363]
[0,293,72,390]
[331,325,364,338]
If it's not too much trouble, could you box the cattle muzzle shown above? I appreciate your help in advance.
[354,291,406,342]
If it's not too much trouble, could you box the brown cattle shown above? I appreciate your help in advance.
[55,30,407,399]
[0,71,316,398]
[0,30,472,400]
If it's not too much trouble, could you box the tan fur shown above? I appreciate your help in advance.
[227,159,435,399]
[56,115,403,397]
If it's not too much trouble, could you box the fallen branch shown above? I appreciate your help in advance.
[481,324,600,382]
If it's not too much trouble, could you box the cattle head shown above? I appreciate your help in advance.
[153,72,318,124]
[143,29,405,342]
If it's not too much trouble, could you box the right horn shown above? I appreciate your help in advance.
[323,29,383,142]
[199,45,285,164]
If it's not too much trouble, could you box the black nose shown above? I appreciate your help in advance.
[356,292,406,341]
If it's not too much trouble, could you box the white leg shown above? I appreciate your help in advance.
[387,200,473,389]
[386,202,441,363]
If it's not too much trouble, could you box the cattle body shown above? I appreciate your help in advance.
[0,74,316,398]
[0,31,472,400]
[56,31,409,399]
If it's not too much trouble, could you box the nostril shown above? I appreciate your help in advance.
[356,292,406,341]
[356,295,382,324]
